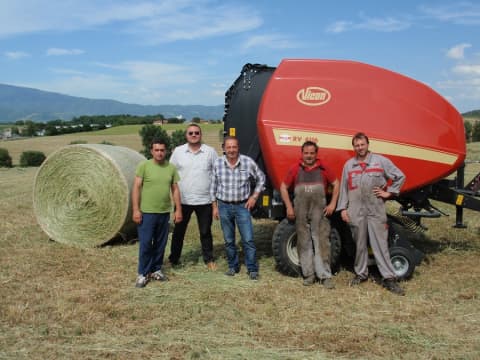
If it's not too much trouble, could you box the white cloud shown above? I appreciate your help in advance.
[452,64,480,76]
[25,72,125,100]
[420,3,480,25]
[26,59,212,105]
[241,34,300,50]
[4,51,30,59]
[46,48,85,56]
[436,64,480,112]
[326,21,351,34]
[0,0,262,43]
[129,3,262,44]
[446,43,472,59]
[326,15,410,34]
[98,61,196,86]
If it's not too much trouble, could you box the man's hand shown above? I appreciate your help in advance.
[133,209,142,224]
[173,209,183,224]
[245,196,257,211]
[212,203,219,220]
[285,204,295,220]
[340,209,350,223]
[373,186,391,199]
[324,203,336,216]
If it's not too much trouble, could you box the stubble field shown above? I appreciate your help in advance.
[0,125,479,359]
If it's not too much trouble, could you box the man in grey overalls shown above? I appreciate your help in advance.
[280,141,339,288]
[337,132,406,295]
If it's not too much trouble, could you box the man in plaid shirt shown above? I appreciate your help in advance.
[211,136,265,280]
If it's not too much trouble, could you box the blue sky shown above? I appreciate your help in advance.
[1,1,479,113]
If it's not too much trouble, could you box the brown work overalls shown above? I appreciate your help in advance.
[293,166,332,280]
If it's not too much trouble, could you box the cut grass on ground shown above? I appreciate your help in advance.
[0,126,479,359]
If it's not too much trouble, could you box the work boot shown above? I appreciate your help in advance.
[303,276,315,286]
[169,259,183,269]
[321,278,335,289]
[248,272,259,281]
[225,268,237,276]
[349,275,368,286]
[206,261,217,271]
[382,279,405,296]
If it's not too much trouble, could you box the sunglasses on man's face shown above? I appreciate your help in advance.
[188,131,200,136]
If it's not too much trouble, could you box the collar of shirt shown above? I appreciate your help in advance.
[222,155,241,168]
[353,152,372,167]
[185,143,205,154]
[298,158,325,171]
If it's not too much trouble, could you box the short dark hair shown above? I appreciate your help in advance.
[150,138,167,149]
[301,140,318,152]
[352,132,369,145]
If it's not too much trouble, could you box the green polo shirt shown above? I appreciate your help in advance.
[135,159,180,213]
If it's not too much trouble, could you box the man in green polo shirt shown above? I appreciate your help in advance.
[132,139,182,288]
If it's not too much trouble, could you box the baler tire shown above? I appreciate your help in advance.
[272,219,301,277]
[389,246,415,280]
[272,218,342,277]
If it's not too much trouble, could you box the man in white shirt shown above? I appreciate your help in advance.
[168,124,219,270]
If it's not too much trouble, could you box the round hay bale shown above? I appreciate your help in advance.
[33,144,145,247]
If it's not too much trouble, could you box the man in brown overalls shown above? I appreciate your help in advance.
[337,132,406,295]
[280,141,339,288]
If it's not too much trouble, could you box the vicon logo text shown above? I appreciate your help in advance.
[296,87,331,106]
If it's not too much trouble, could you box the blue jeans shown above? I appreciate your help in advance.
[218,201,258,273]
[137,213,170,276]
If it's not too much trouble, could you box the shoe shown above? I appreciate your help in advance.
[383,279,405,296]
[322,278,335,289]
[225,268,237,276]
[303,276,315,286]
[135,274,148,288]
[350,275,368,286]
[150,270,169,282]
[169,260,182,269]
[249,272,259,281]
[206,261,217,271]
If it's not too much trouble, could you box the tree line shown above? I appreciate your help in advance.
[464,119,480,142]
[9,114,220,137]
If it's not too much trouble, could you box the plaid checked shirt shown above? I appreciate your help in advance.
[210,154,265,202]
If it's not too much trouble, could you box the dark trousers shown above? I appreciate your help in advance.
[137,213,170,276]
[169,203,214,264]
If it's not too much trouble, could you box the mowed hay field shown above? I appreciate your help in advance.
[1,126,479,359]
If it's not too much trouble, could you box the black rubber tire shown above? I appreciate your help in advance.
[272,218,342,277]
[389,246,415,280]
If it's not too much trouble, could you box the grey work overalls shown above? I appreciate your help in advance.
[339,153,405,279]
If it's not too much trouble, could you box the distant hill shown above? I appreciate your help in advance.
[0,83,224,122]
[462,110,480,120]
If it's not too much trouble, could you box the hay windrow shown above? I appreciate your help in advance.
[33,144,145,247]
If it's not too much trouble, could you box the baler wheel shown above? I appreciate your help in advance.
[272,218,342,277]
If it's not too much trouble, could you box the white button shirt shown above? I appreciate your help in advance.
[170,143,219,205]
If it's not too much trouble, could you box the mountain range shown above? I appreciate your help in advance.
[0,83,224,123]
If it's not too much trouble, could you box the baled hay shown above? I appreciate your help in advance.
[33,144,145,247]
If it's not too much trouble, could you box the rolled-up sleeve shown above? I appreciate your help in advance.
[251,160,266,194]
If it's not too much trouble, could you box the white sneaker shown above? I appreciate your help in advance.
[135,274,148,288]
[150,270,169,281]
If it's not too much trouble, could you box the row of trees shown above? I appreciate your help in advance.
[11,115,221,137]
[464,120,480,142]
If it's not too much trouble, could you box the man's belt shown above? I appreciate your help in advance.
[218,198,248,205]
